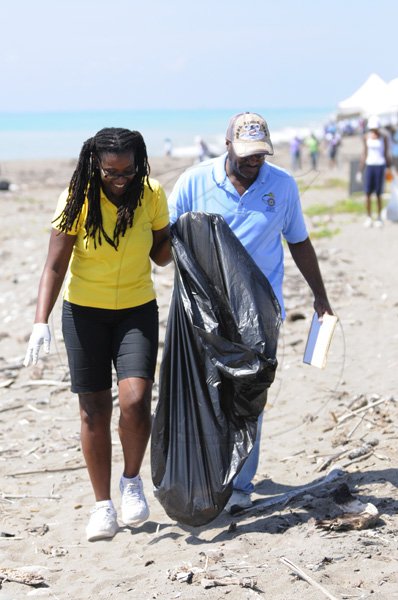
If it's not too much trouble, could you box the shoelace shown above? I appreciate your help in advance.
[123,483,142,503]
[91,506,115,520]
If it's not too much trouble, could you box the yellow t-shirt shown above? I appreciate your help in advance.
[52,179,169,309]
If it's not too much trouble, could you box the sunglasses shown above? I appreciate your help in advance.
[99,163,136,180]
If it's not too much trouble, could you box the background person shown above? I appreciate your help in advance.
[305,132,320,170]
[195,136,214,162]
[24,127,171,541]
[386,125,398,170]
[290,135,302,171]
[325,129,342,168]
[168,112,333,512]
[164,137,173,157]
[359,116,391,228]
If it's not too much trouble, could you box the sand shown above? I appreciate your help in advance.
[1,137,398,600]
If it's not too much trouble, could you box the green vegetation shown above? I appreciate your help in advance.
[305,194,388,217]
[310,227,341,239]
[323,178,347,188]
[304,197,364,217]
[297,178,346,192]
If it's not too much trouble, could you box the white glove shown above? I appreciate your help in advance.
[23,323,51,366]
[355,171,363,184]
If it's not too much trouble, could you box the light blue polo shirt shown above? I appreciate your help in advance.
[168,153,308,318]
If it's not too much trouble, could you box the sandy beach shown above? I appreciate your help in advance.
[1,136,398,600]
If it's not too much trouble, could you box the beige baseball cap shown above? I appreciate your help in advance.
[226,112,274,157]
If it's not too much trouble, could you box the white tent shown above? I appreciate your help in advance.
[337,73,390,118]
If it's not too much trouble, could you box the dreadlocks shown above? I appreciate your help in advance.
[55,128,151,249]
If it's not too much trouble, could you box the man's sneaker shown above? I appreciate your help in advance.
[224,491,253,514]
[374,218,384,228]
[86,504,118,542]
[120,475,150,526]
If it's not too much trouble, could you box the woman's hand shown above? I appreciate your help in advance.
[24,323,51,366]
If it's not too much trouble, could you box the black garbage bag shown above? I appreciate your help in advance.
[151,212,281,526]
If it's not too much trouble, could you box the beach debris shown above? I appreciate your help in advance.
[27,524,49,537]
[0,360,25,373]
[280,556,340,600]
[168,549,261,590]
[8,464,86,478]
[40,545,68,557]
[168,563,203,584]
[336,394,395,427]
[307,556,335,572]
[348,393,369,411]
[0,566,47,587]
[201,575,257,589]
[14,379,70,388]
[316,439,379,472]
[198,548,224,565]
[315,483,379,531]
[0,378,14,388]
[1,492,61,501]
[0,401,24,413]
[232,466,345,515]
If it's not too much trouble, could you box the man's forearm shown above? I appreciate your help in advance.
[287,237,332,315]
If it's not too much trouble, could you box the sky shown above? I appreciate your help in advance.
[1,0,398,112]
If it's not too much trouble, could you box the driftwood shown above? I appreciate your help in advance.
[337,396,394,426]
[234,467,345,514]
[0,402,24,413]
[15,379,70,388]
[0,378,15,388]
[347,412,366,438]
[201,575,257,589]
[8,464,86,477]
[342,451,374,468]
[280,557,340,600]
[316,449,350,472]
[0,363,24,373]
[317,440,378,472]
[1,492,61,501]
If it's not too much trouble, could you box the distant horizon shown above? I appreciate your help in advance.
[0,106,334,161]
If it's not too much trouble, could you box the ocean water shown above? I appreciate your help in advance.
[0,107,334,161]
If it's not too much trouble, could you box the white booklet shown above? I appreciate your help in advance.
[303,313,338,369]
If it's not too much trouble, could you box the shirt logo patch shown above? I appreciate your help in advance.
[262,192,276,212]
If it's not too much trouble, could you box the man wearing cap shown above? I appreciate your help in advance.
[168,112,332,512]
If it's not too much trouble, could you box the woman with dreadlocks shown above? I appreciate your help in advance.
[24,128,171,541]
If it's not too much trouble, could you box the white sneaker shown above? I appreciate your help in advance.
[224,491,253,514]
[374,218,384,228]
[363,216,373,228]
[120,475,150,526]
[86,504,118,542]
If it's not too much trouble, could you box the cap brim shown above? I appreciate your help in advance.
[232,140,274,158]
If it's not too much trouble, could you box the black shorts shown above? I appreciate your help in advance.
[62,299,159,394]
[364,164,385,195]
